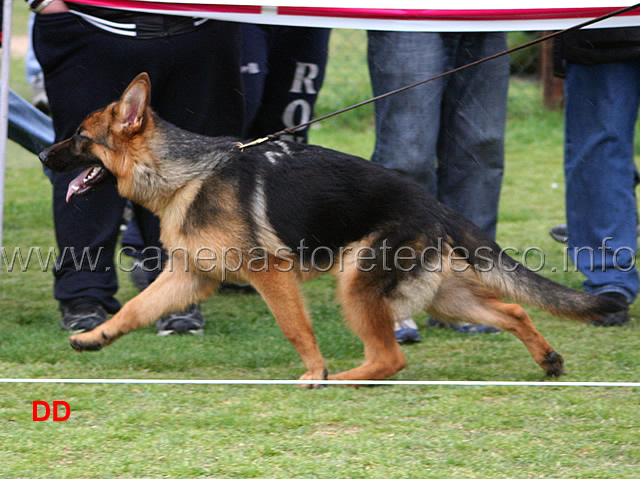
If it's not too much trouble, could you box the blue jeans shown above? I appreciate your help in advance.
[564,61,640,301]
[367,31,509,238]
[26,13,42,85]
[8,88,54,154]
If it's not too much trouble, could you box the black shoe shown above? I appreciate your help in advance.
[59,298,108,333]
[549,224,568,243]
[155,304,205,336]
[591,292,630,327]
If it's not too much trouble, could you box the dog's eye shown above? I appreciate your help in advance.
[74,132,94,145]
[74,127,92,142]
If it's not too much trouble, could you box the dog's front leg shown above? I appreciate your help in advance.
[69,267,216,352]
[247,260,327,386]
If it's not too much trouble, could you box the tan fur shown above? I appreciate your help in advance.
[245,256,327,380]
[334,249,407,380]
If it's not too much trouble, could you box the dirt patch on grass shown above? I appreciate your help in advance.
[9,35,29,57]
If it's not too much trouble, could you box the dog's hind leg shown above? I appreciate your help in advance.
[428,278,564,377]
[247,260,328,384]
[329,271,407,381]
[493,300,564,377]
[69,266,217,351]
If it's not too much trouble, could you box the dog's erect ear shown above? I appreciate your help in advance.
[117,72,151,135]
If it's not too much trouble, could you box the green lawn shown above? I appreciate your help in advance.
[1,10,639,478]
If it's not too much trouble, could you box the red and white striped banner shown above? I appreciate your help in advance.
[70,1,640,31]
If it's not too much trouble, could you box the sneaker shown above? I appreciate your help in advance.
[156,304,205,336]
[60,298,107,333]
[549,224,568,243]
[393,317,422,344]
[427,317,500,334]
[590,292,629,327]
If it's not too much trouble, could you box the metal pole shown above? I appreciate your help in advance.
[0,0,14,282]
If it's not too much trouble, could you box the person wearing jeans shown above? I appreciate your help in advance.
[554,27,640,326]
[367,31,509,342]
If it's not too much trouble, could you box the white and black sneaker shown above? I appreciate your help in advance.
[393,316,422,344]
[59,298,108,333]
[155,304,205,336]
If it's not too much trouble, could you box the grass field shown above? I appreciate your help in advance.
[1,5,639,478]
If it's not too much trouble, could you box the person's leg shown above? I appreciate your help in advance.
[240,23,271,138]
[34,13,131,318]
[434,32,508,334]
[25,14,41,85]
[368,31,452,342]
[564,61,640,308]
[367,30,447,196]
[139,20,245,334]
[244,26,330,143]
[26,13,49,113]
[152,20,244,138]
[134,20,245,280]
[437,32,509,240]
[34,15,243,330]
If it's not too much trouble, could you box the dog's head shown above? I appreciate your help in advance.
[39,73,152,202]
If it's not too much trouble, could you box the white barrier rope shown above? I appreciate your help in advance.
[1,378,638,387]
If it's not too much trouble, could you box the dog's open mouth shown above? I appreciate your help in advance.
[66,166,107,202]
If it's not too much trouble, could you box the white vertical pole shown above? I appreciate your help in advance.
[0,0,14,282]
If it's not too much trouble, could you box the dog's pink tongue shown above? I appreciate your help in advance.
[66,167,93,203]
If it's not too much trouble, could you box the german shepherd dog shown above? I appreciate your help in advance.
[40,73,623,382]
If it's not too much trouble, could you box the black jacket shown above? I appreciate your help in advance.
[554,27,640,77]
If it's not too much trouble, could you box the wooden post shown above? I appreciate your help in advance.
[541,32,564,110]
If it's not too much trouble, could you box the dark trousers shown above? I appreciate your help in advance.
[241,24,330,143]
[34,13,244,312]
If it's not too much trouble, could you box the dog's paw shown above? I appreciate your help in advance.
[542,350,564,377]
[69,331,108,352]
[298,368,328,389]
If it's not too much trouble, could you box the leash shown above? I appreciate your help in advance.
[238,2,640,150]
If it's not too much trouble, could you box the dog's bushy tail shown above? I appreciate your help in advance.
[451,227,626,321]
